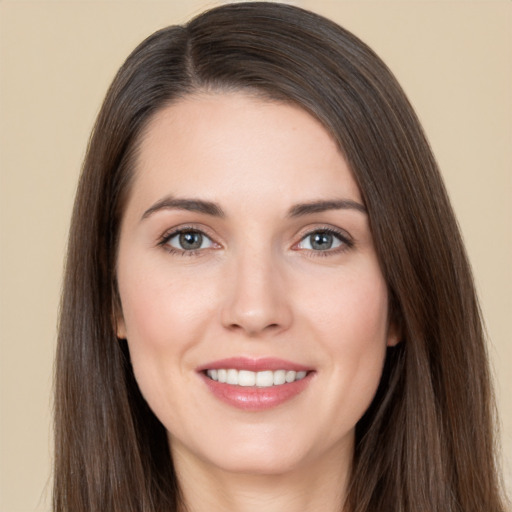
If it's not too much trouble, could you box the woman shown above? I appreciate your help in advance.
[53,2,506,511]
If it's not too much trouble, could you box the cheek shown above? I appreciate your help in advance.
[332,271,389,374]
[300,265,389,411]
[303,263,390,345]
[117,275,213,426]
[116,256,219,394]
[118,256,216,344]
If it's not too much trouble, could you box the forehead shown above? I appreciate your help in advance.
[128,92,361,215]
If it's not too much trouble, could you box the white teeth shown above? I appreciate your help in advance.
[238,370,256,387]
[285,370,296,383]
[206,368,309,387]
[273,370,286,385]
[256,370,274,387]
[226,369,238,385]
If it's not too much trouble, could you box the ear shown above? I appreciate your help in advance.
[386,326,401,347]
[116,314,127,340]
[112,291,127,339]
[386,316,402,347]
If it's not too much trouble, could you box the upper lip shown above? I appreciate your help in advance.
[197,357,312,373]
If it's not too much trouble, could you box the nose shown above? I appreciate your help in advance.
[220,250,292,337]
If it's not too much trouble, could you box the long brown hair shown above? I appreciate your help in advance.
[54,3,506,511]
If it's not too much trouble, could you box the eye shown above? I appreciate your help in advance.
[163,229,215,252]
[296,229,351,252]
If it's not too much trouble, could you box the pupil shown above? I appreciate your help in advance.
[311,232,332,250]
[179,232,202,250]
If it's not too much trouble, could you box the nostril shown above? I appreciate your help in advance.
[225,321,282,336]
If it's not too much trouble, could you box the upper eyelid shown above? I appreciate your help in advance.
[296,225,353,242]
[158,227,220,255]
[165,229,213,242]
[292,226,355,255]
[159,224,218,243]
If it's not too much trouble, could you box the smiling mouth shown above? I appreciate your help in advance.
[205,369,309,387]
[200,359,314,410]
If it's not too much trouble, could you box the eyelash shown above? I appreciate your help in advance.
[295,227,354,258]
[158,225,216,257]
[157,225,354,257]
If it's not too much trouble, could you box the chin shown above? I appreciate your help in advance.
[170,424,317,477]
[209,447,308,477]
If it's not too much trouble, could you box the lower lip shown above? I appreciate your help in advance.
[200,372,314,411]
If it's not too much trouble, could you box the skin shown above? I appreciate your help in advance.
[116,92,399,512]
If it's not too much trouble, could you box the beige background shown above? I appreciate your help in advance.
[0,1,510,510]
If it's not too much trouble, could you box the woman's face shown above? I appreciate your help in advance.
[116,92,398,476]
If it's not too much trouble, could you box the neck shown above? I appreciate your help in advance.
[173,443,352,512]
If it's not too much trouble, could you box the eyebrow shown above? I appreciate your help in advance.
[287,199,367,217]
[141,197,226,220]
[141,196,366,221]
